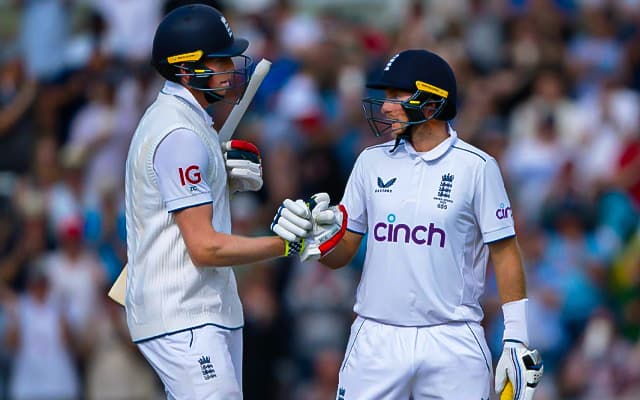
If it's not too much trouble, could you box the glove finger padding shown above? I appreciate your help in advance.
[222,140,263,193]
[271,199,312,243]
[225,159,261,173]
[227,162,262,192]
[307,193,335,224]
[228,166,262,182]
[308,192,330,213]
[495,342,544,400]
[300,204,348,262]
[314,209,336,225]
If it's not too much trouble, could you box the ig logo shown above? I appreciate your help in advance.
[495,203,511,220]
[178,165,202,186]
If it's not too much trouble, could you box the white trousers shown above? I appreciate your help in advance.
[137,325,243,400]
[337,316,492,400]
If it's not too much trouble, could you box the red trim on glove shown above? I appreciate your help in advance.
[229,140,260,155]
[318,204,348,255]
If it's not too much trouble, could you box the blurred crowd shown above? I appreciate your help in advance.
[1,0,640,399]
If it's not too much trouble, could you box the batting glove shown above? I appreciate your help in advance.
[495,341,544,400]
[222,140,263,193]
[271,199,312,256]
[300,193,348,262]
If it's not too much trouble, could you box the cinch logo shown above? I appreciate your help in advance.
[178,165,202,185]
[496,203,512,220]
[375,177,396,193]
[373,214,446,247]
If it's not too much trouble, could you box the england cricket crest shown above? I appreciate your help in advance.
[434,173,454,210]
[198,355,216,380]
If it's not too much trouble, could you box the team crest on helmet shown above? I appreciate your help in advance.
[384,53,400,71]
[220,16,233,38]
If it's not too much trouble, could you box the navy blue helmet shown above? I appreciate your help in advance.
[362,49,457,137]
[151,4,252,103]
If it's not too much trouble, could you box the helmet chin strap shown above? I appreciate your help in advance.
[204,91,223,103]
[389,96,448,153]
[185,64,225,104]
[390,105,425,153]
[390,123,414,153]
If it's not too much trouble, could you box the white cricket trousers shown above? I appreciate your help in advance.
[137,325,243,400]
[337,316,492,400]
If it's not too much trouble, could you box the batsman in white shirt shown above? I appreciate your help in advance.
[273,50,544,399]
[124,5,332,399]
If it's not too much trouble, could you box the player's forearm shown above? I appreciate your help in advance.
[188,233,285,267]
[489,236,527,304]
[490,236,530,346]
[319,231,362,269]
[175,203,287,267]
[319,246,351,269]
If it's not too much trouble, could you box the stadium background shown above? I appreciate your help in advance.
[1,0,640,399]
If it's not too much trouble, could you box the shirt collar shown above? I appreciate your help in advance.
[160,81,213,127]
[404,124,458,162]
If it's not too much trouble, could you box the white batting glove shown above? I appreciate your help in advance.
[307,192,334,224]
[271,199,312,256]
[300,193,348,262]
[222,140,263,193]
[495,341,544,400]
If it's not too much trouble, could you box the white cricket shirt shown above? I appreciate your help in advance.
[341,127,515,326]
[125,81,242,342]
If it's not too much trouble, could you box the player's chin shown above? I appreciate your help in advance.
[390,124,407,138]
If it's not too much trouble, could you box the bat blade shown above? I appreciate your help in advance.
[499,380,514,400]
[218,58,271,142]
[108,264,127,306]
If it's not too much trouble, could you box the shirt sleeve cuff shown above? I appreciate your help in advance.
[483,225,516,244]
[347,219,367,235]
[166,193,212,212]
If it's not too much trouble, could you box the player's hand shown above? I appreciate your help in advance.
[495,341,544,400]
[306,192,335,225]
[271,199,312,256]
[300,193,348,262]
[222,140,263,193]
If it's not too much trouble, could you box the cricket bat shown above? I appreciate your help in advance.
[499,380,514,400]
[107,58,272,307]
[107,264,128,306]
[218,58,271,142]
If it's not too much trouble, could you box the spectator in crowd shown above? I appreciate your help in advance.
[84,292,163,399]
[4,261,80,400]
[17,0,70,82]
[0,52,38,175]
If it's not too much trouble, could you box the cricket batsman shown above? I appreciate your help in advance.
[274,49,544,400]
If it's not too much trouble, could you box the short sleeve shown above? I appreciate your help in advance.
[474,158,516,243]
[340,154,368,235]
[154,129,213,212]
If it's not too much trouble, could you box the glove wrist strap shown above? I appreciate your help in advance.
[284,238,305,257]
[502,298,529,347]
